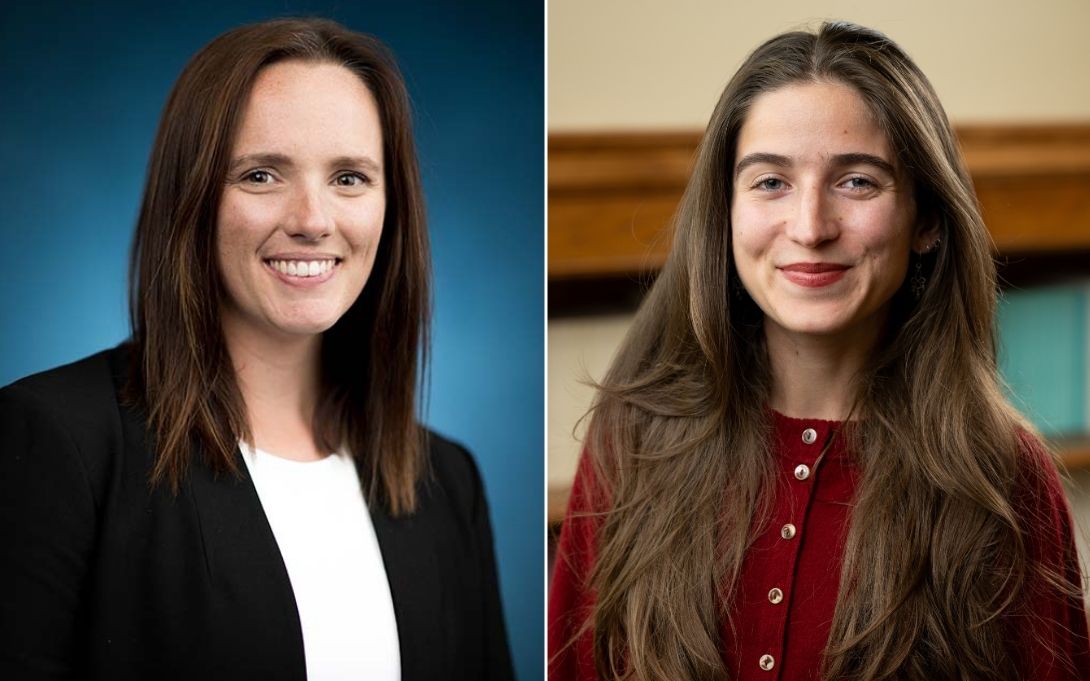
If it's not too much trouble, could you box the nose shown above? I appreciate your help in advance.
[786,184,839,247]
[285,181,334,241]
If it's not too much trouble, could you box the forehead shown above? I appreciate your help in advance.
[232,60,383,157]
[735,80,891,163]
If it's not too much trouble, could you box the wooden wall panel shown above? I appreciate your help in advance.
[978,177,1090,251]
[548,196,676,277]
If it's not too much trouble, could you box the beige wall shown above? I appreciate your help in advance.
[549,0,1090,131]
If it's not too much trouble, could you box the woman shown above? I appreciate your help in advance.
[549,21,1089,681]
[0,18,512,681]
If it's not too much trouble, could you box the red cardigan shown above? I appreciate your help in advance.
[548,411,1090,680]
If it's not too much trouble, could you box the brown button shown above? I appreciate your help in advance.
[801,428,817,444]
[794,464,810,480]
[781,523,797,539]
[759,654,775,671]
[768,587,784,604]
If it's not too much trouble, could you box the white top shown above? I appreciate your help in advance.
[240,442,401,681]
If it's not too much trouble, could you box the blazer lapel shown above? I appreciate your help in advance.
[370,492,446,681]
[186,448,307,680]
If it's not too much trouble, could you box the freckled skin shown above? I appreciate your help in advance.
[730,81,936,354]
[216,61,386,342]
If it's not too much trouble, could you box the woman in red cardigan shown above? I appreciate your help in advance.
[549,21,1090,681]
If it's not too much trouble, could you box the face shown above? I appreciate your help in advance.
[730,80,934,348]
[216,60,385,343]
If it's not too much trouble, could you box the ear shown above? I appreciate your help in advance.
[911,221,941,255]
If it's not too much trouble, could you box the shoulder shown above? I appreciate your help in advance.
[1,344,128,425]
[1,344,131,444]
[425,428,480,476]
[0,344,134,499]
[420,428,487,517]
[1008,433,1090,678]
[552,447,605,587]
[1011,429,1070,523]
[1010,429,1081,573]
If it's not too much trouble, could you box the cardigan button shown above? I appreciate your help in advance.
[801,427,817,444]
[768,587,784,604]
[781,523,797,539]
[759,654,775,671]
[794,464,810,480]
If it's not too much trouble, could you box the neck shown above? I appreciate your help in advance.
[765,318,881,422]
[222,312,325,460]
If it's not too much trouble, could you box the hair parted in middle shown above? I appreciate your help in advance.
[577,21,1069,681]
[127,17,430,515]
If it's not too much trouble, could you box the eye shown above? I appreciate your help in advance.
[242,169,275,184]
[335,172,370,187]
[841,176,877,191]
[753,177,786,191]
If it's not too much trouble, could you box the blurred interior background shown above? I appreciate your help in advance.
[548,0,1090,580]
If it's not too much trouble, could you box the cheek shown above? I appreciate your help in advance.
[730,203,774,265]
[343,200,386,250]
[855,203,913,253]
[216,195,279,259]
[853,205,914,286]
[363,205,386,241]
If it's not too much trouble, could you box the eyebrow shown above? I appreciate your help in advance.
[734,151,897,178]
[228,153,383,175]
[330,155,383,175]
[228,153,293,174]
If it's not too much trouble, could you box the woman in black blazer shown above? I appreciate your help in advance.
[0,18,512,681]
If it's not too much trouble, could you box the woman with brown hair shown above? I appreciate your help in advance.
[549,21,1089,681]
[0,18,511,681]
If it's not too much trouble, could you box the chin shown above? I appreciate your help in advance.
[763,301,860,337]
[267,314,342,337]
[267,298,355,334]
[770,318,842,336]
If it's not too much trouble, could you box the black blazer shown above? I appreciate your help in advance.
[0,345,514,680]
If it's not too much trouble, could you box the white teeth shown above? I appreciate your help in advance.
[267,259,336,278]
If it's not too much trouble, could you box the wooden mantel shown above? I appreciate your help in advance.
[548,124,1090,279]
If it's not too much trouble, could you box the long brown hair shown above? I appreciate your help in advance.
[581,21,1077,680]
[127,18,430,515]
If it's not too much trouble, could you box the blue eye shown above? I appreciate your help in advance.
[843,176,876,190]
[755,178,785,191]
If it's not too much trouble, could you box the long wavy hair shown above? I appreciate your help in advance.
[581,21,1076,680]
[126,18,430,515]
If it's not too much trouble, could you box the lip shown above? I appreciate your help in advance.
[779,262,850,288]
[263,252,342,261]
[263,258,340,288]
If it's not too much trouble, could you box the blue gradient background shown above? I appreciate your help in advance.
[0,1,543,678]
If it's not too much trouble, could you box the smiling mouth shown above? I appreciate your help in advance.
[780,262,849,274]
[264,258,341,278]
[779,262,850,288]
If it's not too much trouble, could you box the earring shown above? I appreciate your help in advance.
[910,260,926,300]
